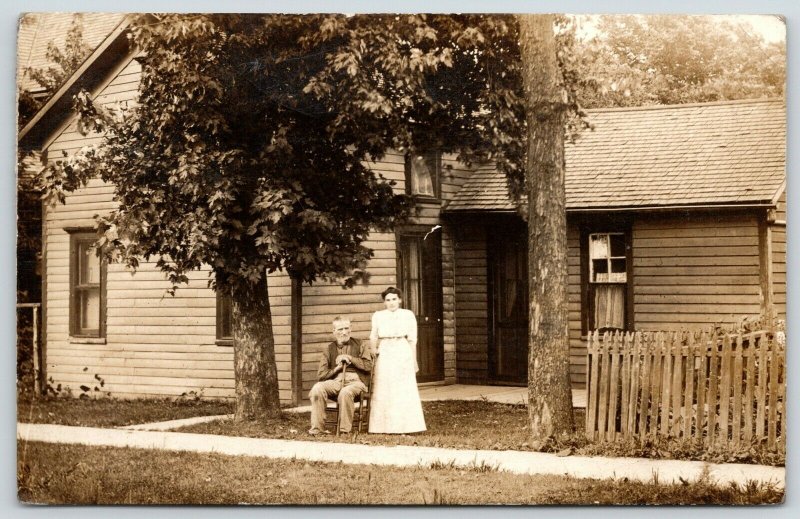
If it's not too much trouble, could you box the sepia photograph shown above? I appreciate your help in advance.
[14,8,787,506]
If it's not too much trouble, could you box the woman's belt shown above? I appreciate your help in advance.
[379,335,407,339]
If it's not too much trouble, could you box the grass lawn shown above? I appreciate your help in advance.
[181,400,543,451]
[17,395,233,427]
[17,441,783,505]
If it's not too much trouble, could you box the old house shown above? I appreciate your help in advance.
[445,99,786,387]
[18,18,786,403]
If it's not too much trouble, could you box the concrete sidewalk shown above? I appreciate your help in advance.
[17,422,784,490]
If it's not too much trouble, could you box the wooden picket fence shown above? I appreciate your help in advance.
[585,329,786,451]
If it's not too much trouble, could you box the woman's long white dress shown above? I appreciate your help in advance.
[368,308,427,434]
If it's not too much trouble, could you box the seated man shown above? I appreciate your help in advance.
[308,316,373,435]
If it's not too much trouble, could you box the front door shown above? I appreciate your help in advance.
[489,228,528,384]
[398,231,444,383]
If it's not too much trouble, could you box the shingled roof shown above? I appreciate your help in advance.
[445,98,786,213]
[17,13,127,94]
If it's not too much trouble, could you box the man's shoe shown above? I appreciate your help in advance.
[307,428,332,436]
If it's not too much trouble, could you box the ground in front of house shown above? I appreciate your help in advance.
[17,441,782,505]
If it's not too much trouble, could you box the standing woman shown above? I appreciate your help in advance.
[368,287,426,434]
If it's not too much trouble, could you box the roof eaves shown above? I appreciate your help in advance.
[585,97,784,115]
[770,178,787,206]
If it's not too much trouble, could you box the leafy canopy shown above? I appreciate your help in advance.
[571,15,785,108]
[19,14,93,128]
[41,14,529,295]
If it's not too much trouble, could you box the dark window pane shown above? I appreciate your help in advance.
[217,294,233,340]
[610,233,626,257]
[401,238,421,314]
[611,258,626,274]
[503,279,518,319]
[421,234,442,317]
[592,258,609,278]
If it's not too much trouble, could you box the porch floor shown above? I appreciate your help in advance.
[418,384,586,408]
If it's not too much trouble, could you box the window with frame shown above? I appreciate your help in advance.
[216,292,233,346]
[588,232,628,332]
[404,151,440,198]
[69,232,106,338]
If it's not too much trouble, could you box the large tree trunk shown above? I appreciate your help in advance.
[232,276,281,420]
[518,14,575,441]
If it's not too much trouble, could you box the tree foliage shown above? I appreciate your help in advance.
[39,14,531,417]
[570,15,785,108]
[19,14,92,128]
[42,14,532,295]
[29,14,93,93]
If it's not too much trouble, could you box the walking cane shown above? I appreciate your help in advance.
[336,361,347,435]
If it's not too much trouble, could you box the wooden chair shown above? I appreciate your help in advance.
[324,364,373,435]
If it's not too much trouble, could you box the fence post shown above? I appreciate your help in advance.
[650,332,664,441]
[597,332,610,441]
[767,335,780,449]
[779,339,786,450]
[659,332,672,437]
[755,332,768,440]
[743,335,755,443]
[670,332,683,437]
[718,335,732,444]
[16,303,42,397]
[607,331,621,441]
[627,331,642,438]
[586,331,599,440]
[683,332,695,438]
[33,305,40,395]
[732,335,744,446]
[706,333,719,447]
[695,331,708,442]
[620,332,631,438]
[638,332,653,444]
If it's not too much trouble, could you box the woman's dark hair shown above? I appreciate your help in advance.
[381,286,403,301]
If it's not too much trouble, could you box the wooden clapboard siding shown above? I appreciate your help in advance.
[566,225,585,386]
[46,57,141,154]
[42,55,239,401]
[453,222,488,384]
[632,213,762,330]
[439,155,472,384]
[771,192,786,321]
[441,224,457,384]
[267,270,293,403]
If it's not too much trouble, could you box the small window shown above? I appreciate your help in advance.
[588,232,627,331]
[69,232,105,338]
[405,151,440,198]
[216,292,233,346]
